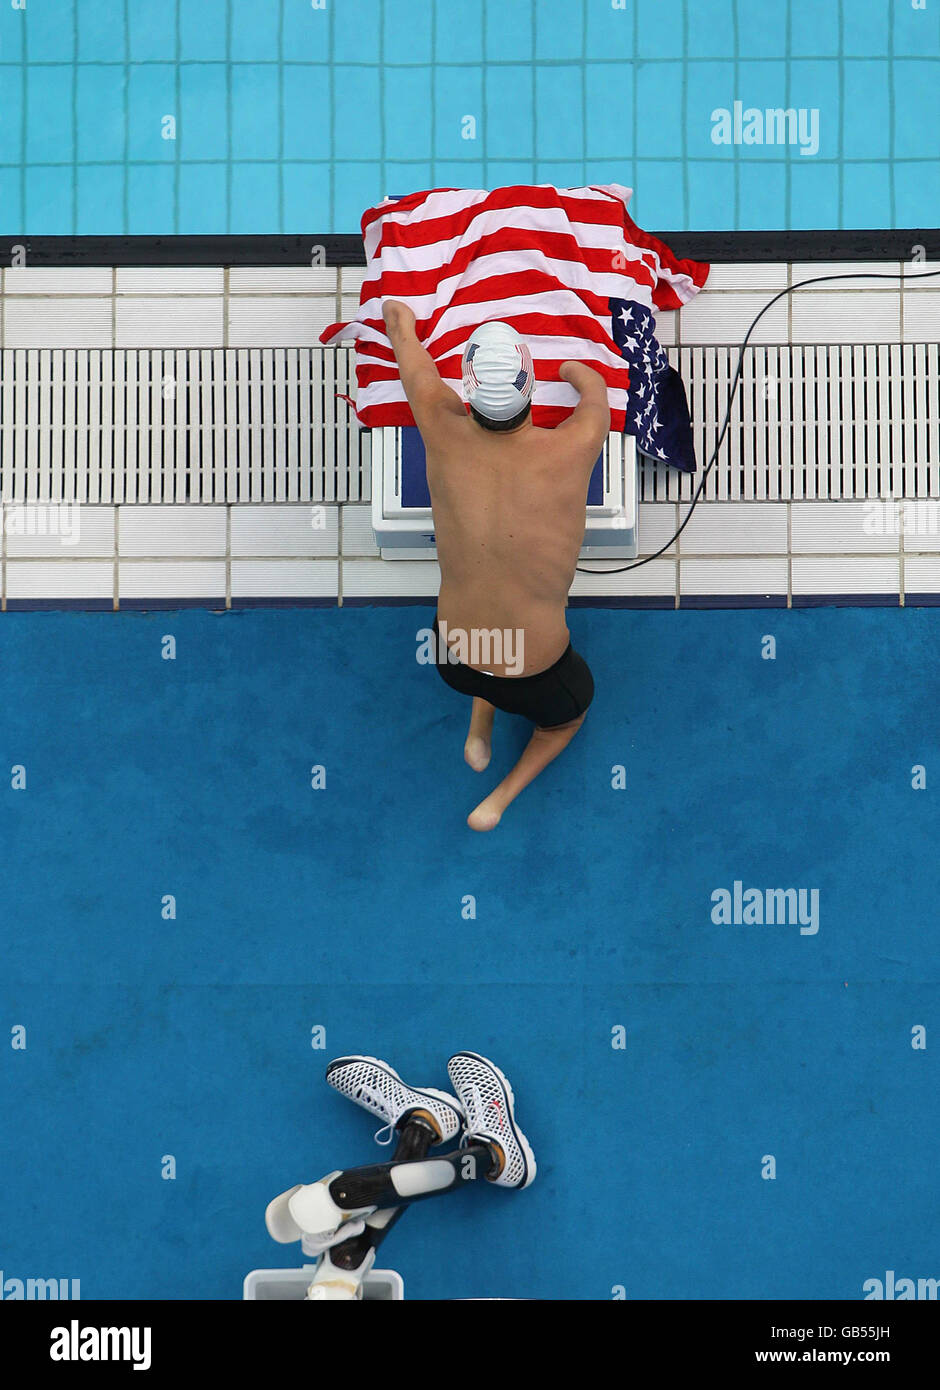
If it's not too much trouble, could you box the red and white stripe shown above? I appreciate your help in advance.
[320,183,709,431]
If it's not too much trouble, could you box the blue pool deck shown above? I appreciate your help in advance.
[1,606,938,1299]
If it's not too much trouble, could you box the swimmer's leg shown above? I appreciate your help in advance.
[467,712,587,832]
[464,696,496,772]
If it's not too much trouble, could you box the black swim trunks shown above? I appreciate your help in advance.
[431,615,594,729]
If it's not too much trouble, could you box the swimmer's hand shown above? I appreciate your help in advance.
[559,360,607,394]
[383,300,416,338]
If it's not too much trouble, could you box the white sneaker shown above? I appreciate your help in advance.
[446,1051,536,1189]
[325,1054,464,1146]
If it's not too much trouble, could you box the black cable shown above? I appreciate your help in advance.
[576,265,940,575]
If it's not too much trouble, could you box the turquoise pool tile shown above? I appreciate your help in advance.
[893,1,940,58]
[842,161,892,228]
[843,1,890,57]
[687,0,735,61]
[334,160,381,227]
[584,63,633,160]
[231,65,280,161]
[127,64,178,161]
[179,0,227,62]
[25,165,73,233]
[688,159,736,229]
[893,159,940,229]
[128,163,175,232]
[283,67,331,161]
[333,66,381,159]
[384,67,432,161]
[77,65,125,163]
[0,3,24,62]
[636,0,683,59]
[484,160,536,188]
[737,159,788,229]
[179,162,227,232]
[384,162,433,198]
[484,65,533,160]
[282,161,332,232]
[687,61,735,160]
[736,1,787,60]
[76,163,123,234]
[484,0,532,63]
[0,64,23,155]
[333,0,381,63]
[894,60,940,160]
[535,65,582,161]
[433,64,483,160]
[534,0,583,61]
[585,160,633,191]
[433,160,484,189]
[789,60,837,160]
[282,3,329,60]
[384,0,432,64]
[0,168,23,233]
[723,63,792,160]
[77,0,122,63]
[127,0,176,62]
[231,163,281,233]
[24,0,74,62]
[634,160,686,229]
[585,0,634,60]
[788,159,840,229]
[635,62,684,160]
[435,0,482,63]
[842,62,890,162]
[25,65,74,164]
[231,0,279,63]
[178,64,227,161]
[535,161,584,189]
[789,0,839,56]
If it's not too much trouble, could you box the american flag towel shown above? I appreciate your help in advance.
[320,183,709,472]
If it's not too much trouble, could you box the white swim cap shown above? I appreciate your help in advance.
[461,321,534,423]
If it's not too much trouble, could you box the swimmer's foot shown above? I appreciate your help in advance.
[467,793,502,832]
[464,734,491,772]
[464,697,495,772]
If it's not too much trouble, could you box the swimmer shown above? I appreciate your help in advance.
[383,300,609,831]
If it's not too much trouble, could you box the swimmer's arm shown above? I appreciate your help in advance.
[557,361,611,442]
[383,300,466,429]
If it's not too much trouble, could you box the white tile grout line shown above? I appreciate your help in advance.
[113,502,120,610]
[787,500,792,607]
[225,505,232,609]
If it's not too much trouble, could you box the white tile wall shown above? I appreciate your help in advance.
[230,559,338,597]
[679,556,788,595]
[118,560,227,598]
[227,297,338,346]
[3,298,112,347]
[678,292,788,344]
[0,262,937,606]
[116,268,225,295]
[790,501,900,554]
[3,267,112,294]
[6,561,113,599]
[678,501,787,554]
[230,504,338,556]
[119,506,227,557]
[115,297,225,347]
[790,292,900,343]
[5,505,115,557]
[791,556,900,596]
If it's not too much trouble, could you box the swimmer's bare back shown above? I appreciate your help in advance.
[381,300,611,677]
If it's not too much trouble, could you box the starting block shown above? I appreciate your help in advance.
[243,1267,404,1300]
[371,426,638,561]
